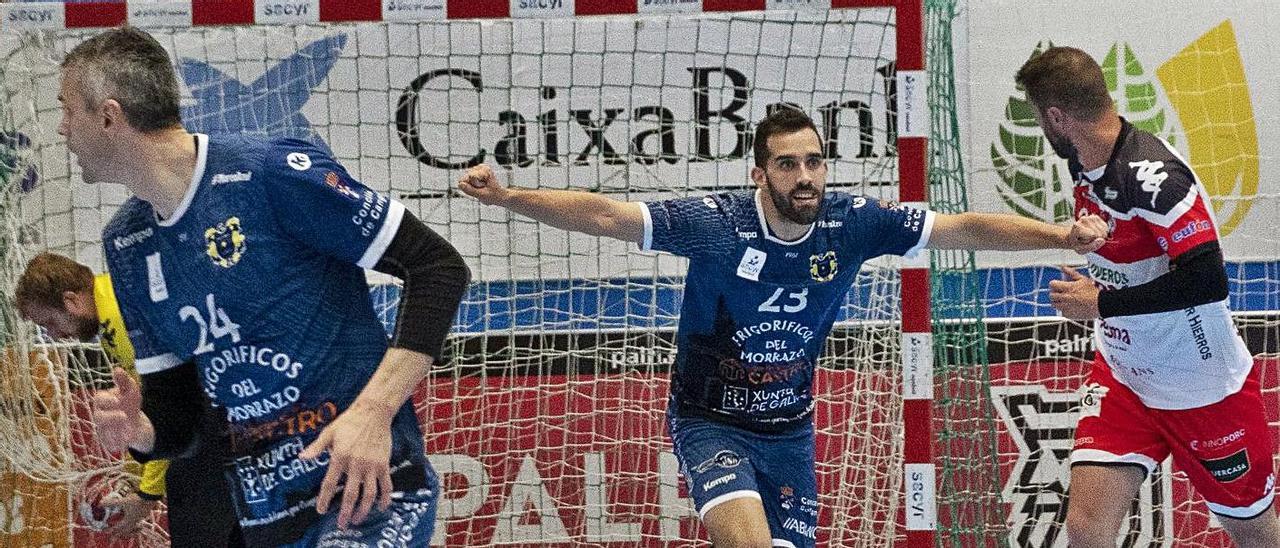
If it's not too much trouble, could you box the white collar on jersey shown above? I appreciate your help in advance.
[156,133,208,227]
[1081,163,1106,182]
[754,189,816,246]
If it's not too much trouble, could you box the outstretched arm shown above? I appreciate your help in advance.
[458,164,645,244]
[927,212,1107,254]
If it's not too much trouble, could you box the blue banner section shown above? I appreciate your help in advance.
[369,262,1280,334]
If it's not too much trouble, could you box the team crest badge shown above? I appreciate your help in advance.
[205,217,247,268]
[809,251,838,282]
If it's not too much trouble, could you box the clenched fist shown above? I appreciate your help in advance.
[457,164,510,206]
[1067,214,1109,254]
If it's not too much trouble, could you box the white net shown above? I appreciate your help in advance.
[1,8,917,547]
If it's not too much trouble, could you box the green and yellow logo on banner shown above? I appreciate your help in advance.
[993,21,1258,236]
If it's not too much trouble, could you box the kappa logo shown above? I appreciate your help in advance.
[1129,160,1168,208]
[286,152,312,171]
[205,217,247,268]
[809,251,837,282]
[692,450,743,474]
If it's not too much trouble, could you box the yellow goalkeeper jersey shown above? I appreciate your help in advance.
[94,274,169,499]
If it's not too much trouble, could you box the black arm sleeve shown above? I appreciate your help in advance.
[1097,241,1229,318]
[372,210,471,362]
[128,361,205,462]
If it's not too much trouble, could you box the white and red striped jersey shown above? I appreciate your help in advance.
[1072,119,1251,410]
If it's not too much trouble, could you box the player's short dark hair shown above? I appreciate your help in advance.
[1015,46,1113,122]
[63,26,182,132]
[753,107,821,168]
[15,252,93,312]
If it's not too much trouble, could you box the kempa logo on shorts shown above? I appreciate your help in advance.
[993,22,1259,237]
[702,473,736,492]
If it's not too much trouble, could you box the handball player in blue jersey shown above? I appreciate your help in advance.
[459,108,1106,547]
[66,28,470,547]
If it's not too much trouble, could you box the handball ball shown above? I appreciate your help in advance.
[78,485,123,532]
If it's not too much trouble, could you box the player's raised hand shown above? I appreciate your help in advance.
[299,404,394,529]
[1049,265,1101,319]
[1067,214,1108,254]
[91,368,152,453]
[457,163,510,206]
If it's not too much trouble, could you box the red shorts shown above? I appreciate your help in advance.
[1072,355,1276,519]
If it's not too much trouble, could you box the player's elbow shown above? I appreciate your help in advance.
[1202,269,1229,304]
[440,246,472,300]
[1179,244,1229,307]
[591,203,643,242]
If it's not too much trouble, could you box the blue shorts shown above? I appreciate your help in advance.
[281,487,438,548]
[670,415,819,548]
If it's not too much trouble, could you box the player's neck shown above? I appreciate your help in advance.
[122,129,199,219]
[1074,114,1123,172]
[758,191,811,241]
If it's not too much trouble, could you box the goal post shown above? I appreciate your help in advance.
[20,1,1259,548]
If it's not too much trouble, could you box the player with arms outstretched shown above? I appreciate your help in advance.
[459,107,1106,547]
[16,252,243,547]
[1019,46,1280,548]
[63,27,471,547]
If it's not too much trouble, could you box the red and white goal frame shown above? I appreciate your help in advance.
[0,1,934,546]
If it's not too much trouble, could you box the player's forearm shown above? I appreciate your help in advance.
[349,347,431,425]
[944,212,1071,251]
[501,188,642,242]
[133,362,203,459]
[127,414,156,454]
[373,211,470,361]
[1097,243,1228,317]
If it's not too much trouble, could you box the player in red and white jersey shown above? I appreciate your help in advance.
[1018,47,1279,547]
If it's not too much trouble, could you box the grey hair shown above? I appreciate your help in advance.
[62,26,182,132]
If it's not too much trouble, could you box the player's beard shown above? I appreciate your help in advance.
[72,313,98,342]
[1043,124,1079,161]
[766,175,824,225]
